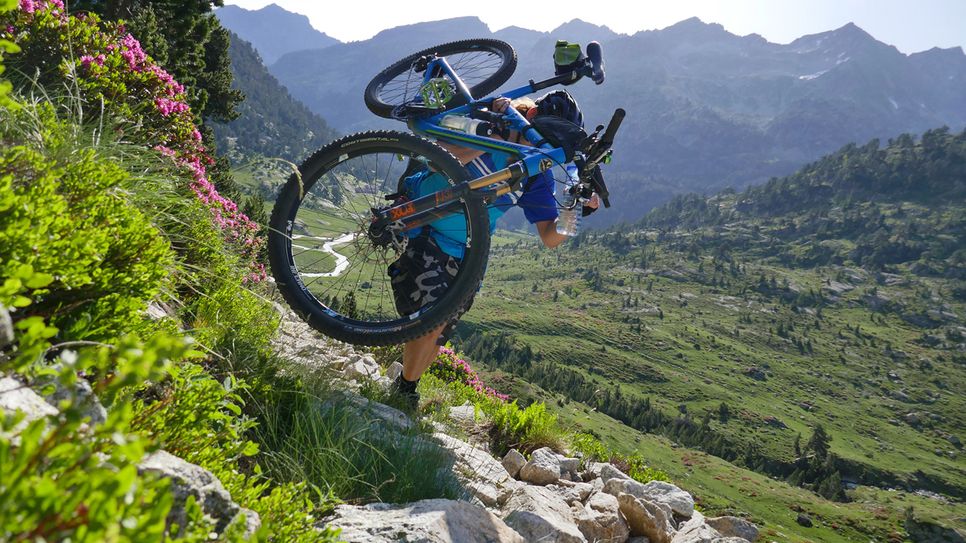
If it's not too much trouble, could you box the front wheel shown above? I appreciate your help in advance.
[365,39,517,119]
[268,131,491,346]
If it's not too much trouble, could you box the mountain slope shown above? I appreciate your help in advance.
[215,3,340,64]
[211,32,338,163]
[454,129,966,518]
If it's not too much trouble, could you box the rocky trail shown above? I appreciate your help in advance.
[0,304,761,542]
[274,308,761,543]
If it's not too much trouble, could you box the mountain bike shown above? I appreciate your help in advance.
[268,38,625,346]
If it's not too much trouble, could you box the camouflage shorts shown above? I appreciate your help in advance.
[388,232,473,344]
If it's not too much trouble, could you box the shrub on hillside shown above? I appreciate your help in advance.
[430,346,509,401]
[0,103,173,341]
[0,0,263,278]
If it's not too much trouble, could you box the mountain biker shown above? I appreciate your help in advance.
[389,89,599,409]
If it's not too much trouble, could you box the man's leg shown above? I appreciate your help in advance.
[402,324,446,381]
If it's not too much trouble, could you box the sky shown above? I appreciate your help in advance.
[221,0,966,54]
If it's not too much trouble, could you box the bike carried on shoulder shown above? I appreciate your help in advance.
[269,38,625,345]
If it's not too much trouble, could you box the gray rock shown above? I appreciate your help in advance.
[795,513,812,527]
[519,447,562,486]
[706,516,758,542]
[640,481,695,518]
[328,390,414,431]
[575,491,630,543]
[138,450,240,533]
[0,376,57,441]
[628,538,651,543]
[546,482,594,506]
[503,449,527,479]
[603,477,646,500]
[448,404,477,425]
[233,508,261,539]
[503,485,586,543]
[600,463,632,483]
[582,461,606,480]
[343,359,379,381]
[590,477,605,494]
[386,361,403,381]
[37,368,107,426]
[434,432,516,507]
[558,455,581,473]
[712,538,752,543]
[672,511,721,543]
[0,303,13,348]
[327,499,525,542]
[618,493,675,543]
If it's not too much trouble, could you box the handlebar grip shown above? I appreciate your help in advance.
[600,108,625,146]
[585,42,605,85]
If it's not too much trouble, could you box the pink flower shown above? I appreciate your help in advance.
[154,97,189,117]
[79,54,105,69]
[20,0,35,13]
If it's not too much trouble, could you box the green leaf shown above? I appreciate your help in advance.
[25,272,55,289]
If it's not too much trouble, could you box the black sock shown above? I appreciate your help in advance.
[395,375,419,394]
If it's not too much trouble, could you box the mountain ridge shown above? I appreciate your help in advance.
[220,5,966,229]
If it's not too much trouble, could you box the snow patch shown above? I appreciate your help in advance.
[798,70,827,80]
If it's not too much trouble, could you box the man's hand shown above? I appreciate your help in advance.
[582,193,600,217]
[491,97,511,113]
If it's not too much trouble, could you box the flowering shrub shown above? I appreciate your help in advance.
[0,0,264,279]
[430,346,509,401]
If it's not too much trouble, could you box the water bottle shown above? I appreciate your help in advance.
[555,164,580,237]
[440,115,493,137]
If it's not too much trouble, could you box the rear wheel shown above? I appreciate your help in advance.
[268,130,490,346]
[365,39,517,119]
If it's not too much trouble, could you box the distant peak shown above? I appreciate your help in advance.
[661,16,729,38]
[550,18,620,37]
[831,22,872,38]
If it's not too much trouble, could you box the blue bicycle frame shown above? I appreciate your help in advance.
[370,54,576,234]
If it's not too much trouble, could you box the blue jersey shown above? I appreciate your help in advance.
[403,154,558,259]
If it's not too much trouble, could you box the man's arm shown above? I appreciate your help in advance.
[436,141,484,166]
[535,220,568,248]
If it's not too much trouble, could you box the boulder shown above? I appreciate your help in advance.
[234,508,261,539]
[434,432,516,507]
[327,390,414,431]
[617,493,675,543]
[672,510,722,543]
[138,450,240,533]
[546,481,594,506]
[795,513,812,527]
[0,303,13,348]
[448,404,477,425]
[503,485,586,543]
[0,376,57,441]
[604,477,640,497]
[706,516,758,542]
[558,455,581,473]
[386,361,403,381]
[599,463,632,483]
[502,449,527,479]
[343,359,379,381]
[326,499,524,542]
[575,491,630,543]
[519,447,562,486]
[640,481,695,518]
[37,368,107,426]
